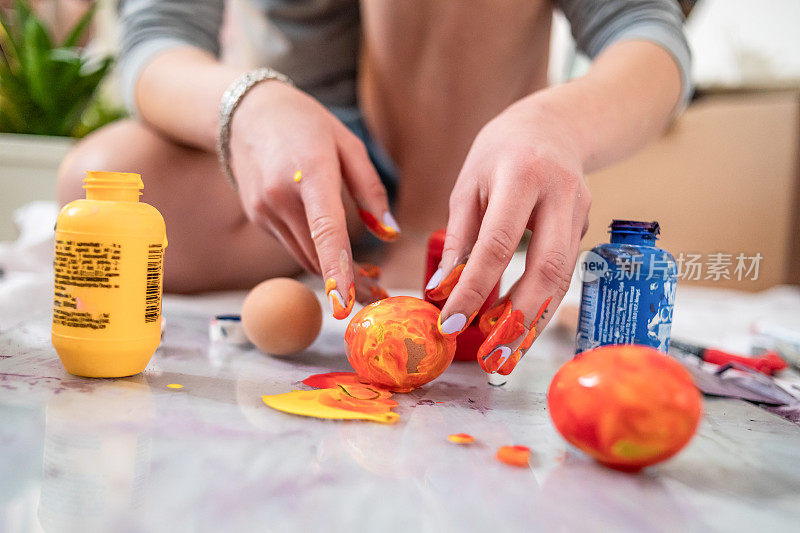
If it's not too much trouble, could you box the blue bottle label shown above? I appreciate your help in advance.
[576,247,677,353]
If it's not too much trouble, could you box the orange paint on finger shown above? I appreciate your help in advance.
[479,298,510,336]
[167,383,183,389]
[358,263,381,279]
[292,170,303,183]
[477,298,552,375]
[448,433,475,444]
[369,285,389,301]
[325,278,355,319]
[496,445,531,467]
[358,209,399,242]
[426,263,465,301]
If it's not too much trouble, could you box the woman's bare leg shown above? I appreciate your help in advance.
[57,119,301,293]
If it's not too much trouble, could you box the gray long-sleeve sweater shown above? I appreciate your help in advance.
[119,0,692,114]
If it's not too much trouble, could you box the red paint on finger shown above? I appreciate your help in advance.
[358,209,399,242]
[358,263,381,279]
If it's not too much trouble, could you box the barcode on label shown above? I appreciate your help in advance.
[145,243,163,323]
[576,280,599,352]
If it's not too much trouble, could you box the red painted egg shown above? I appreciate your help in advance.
[345,296,456,392]
[547,344,702,471]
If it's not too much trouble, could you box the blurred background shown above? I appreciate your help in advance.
[1,0,798,291]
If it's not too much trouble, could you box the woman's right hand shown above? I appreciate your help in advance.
[229,81,399,319]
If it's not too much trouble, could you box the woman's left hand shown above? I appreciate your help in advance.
[425,97,591,375]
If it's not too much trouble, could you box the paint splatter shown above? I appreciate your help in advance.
[293,170,302,183]
[448,433,475,444]
[262,389,398,424]
[167,383,183,389]
[496,445,530,467]
[263,372,398,424]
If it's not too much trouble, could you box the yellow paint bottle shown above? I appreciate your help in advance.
[52,171,167,377]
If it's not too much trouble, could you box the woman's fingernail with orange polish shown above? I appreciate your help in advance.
[325,278,355,319]
[426,263,465,301]
[358,209,400,242]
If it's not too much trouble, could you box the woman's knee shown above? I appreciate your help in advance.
[57,119,164,206]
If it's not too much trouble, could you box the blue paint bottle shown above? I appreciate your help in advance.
[576,220,677,354]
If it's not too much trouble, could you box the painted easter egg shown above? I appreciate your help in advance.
[547,344,702,471]
[345,296,456,392]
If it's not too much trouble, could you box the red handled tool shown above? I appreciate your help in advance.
[670,339,787,376]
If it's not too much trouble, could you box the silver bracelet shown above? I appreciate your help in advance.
[216,68,294,190]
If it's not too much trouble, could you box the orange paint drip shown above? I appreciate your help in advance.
[292,170,303,183]
[425,263,465,301]
[496,445,530,467]
[345,296,456,392]
[358,209,399,242]
[166,383,183,389]
[325,278,355,319]
[477,297,552,375]
[448,433,475,444]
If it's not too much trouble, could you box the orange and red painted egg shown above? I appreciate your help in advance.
[345,296,456,392]
[547,344,702,472]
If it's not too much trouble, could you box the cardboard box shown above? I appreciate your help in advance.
[584,90,800,291]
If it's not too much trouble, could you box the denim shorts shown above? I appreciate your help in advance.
[329,106,399,205]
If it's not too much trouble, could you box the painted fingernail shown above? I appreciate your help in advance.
[425,268,444,291]
[425,263,465,301]
[358,208,400,242]
[439,313,467,335]
[328,288,344,311]
[382,212,401,234]
[491,346,513,370]
[325,278,355,319]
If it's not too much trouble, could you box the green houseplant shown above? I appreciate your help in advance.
[0,0,120,137]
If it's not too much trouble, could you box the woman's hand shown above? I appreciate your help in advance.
[425,96,591,375]
[230,81,399,318]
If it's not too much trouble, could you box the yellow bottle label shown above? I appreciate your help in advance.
[53,238,122,330]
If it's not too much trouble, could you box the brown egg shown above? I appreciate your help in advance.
[241,278,322,356]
